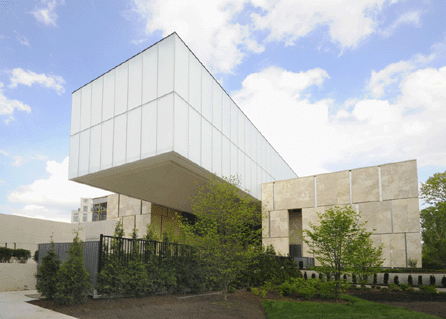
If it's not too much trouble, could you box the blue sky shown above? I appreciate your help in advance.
[1,0,445,222]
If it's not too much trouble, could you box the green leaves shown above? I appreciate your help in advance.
[303,206,383,300]
[35,237,61,300]
[420,171,446,205]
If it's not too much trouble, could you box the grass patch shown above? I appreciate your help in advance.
[262,295,440,319]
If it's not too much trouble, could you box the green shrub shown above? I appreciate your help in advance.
[408,275,413,286]
[399,283,410,291]
[35,239,61,300]
[418,285,438,295]
[13,249,31,263]
[442,276,446,288]
[407,258,417,268]
[277,282,294,296]
[0,247,13,263]
[303,272,308,280]
[54,231,92,305]
[394,275,399,285]
[388,284,402,292]
[311,273,316,279]
[373,274,378,286]
[429,275,436,286]
[33,250,39,263]
[418,275,423,286]
[383,273,389,285]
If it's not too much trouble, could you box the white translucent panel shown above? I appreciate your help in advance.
[222,94,230,138]
[115,62,129,115]
[222,136,231,178]
[251,125,257,163]
[256,132,262,166]
[126,107,141,163]
[142,45,158,104]
[174,94,189,158]
[212,81,222,131]
[201,119,213,172]
[212,127,222,177]
[80,84,92,131]
[238,150,245,190]
[201,70,213,122]
[157,93,174,154]
[245,157,252,194]
[261,138,267,169]
[237,109,245,151]
[91,78,103,126]
[267,144,272,175]
[69,134,79,178]
[230,143,238,177]
[230,101,238,144]
[188,108,201,165]
[245,118,251,159]
[101,119,113,170]
[188,53,202,112]
[174,35,189,102]
[141,100,157,158]
[262,169,267,185]
[79,129,90,176]
[255,164,261,199]
[113,113,127,166]
[89,125,101,173]
[158,35,174,97]
[103,70,115,121]
[128,53,142,110]
[71,91,81,135]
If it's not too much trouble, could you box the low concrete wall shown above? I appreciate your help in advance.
[301,270,446,286]
[0,261,37,291]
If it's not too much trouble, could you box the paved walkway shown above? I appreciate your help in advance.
[0,290,77,319]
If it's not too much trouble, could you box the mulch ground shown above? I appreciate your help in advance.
[28,289,446,319]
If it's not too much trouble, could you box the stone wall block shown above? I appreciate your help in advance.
[262,237,289,255]
[392,198,420,233]
[135,214,151,237]
[358,201,392,233]
[274,176,315,210]
[141,201,151,215]
[107,194,119,219]
[317,170,350,206]
[122,215,135,237]
[381,160,418,201]
[262,183,274,212]
[352,166,379,203]
[269,210,289,238]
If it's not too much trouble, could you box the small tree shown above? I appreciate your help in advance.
[35,235,61,300]
[303,206,383,301]
[179,175,263,301]
[54,230,92,305]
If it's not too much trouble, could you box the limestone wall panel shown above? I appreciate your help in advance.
[392,198,420,233]
[262,211,270,238]
[142,201,151,215]
[135,214,151,237]
[351,166,379,203]
[275,176,315,210]
[262,183,274,212]
[372,234,391,268]
[381,160,418,201]
[269,210,289,238]
[122,215,135,236]
[119,195,142,217]
[262,237,289,255]
[316,170,350,206]
[358,201,392,233]
[406,232,422,267]
[107,194,119,219]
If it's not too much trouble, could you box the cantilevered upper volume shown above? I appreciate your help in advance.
[69,32,297,212]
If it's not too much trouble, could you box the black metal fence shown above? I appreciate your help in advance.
[98,235,195,273]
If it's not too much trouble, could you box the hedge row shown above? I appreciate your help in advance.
[0,247,31,263]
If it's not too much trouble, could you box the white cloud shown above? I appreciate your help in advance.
[367,52,436,98]
[31,0,64,27]
[131,0,420,74]
[0,149,9,156]
[381,10,422,37]
[0,180,5,184]
[8,157,111,208]
[131,0,262,74]
[9,205,71,223]
[11,155,25,167]
[14,31,30,47]
[250,0,401,50]
[233,64,446,176]
[8,68,66,95]
[0,82,31,123]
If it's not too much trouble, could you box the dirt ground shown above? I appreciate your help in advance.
[28,289,446,319]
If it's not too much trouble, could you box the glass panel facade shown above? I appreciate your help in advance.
[142,44,158,104]
[91,77,103,126]
[69,33,297,199]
